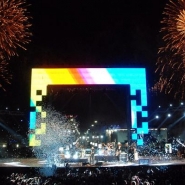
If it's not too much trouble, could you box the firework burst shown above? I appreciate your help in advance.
[0,0,32,58]
[155,0,185,99]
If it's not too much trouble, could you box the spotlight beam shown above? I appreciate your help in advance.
[168,116,184,130]
[157,117,168,129]
[0,122,26,145]
[148,117,158,123]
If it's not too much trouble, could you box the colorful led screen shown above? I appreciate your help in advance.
[29,68,148,146]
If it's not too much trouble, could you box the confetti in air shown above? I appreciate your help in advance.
[30,106,80,169]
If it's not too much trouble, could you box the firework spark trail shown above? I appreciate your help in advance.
[154,0,185,99]
[0,0,32,58]
[31,107,80,166]
[0,55,12,90]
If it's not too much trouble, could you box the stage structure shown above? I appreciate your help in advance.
[29,68,148,146]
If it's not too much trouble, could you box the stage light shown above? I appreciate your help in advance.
[2,144,6,148]
[98,143,102,148]
[158,105,161,108]
[73,152,78,159]
[181,102,184,105]
[98,149,104,155]
[155,115,159,119]
[170,104,172,107]
[167,113,171,117]
[65,151,70,159]
[100,135,103,138]
[59,147,63,152]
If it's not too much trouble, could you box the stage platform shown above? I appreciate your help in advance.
[0,156,185,168]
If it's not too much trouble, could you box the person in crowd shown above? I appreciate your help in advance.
[115,142,122,162]
[90,146,95,165]
[129,142,137,161]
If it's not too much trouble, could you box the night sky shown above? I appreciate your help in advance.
[0,0,171,132]
[28,0,165,67]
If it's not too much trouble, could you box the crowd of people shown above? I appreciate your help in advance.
[0,165,185,184]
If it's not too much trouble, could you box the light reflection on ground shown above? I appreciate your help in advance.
[0,157,185,167]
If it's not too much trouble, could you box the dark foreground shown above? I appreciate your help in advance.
[0,165,185,185]
[0,157,185,184]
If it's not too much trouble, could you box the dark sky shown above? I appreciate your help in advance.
[0,0,170,132]
[20,0,166,66]
[30,0,165,64]
[47,85,130,132]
